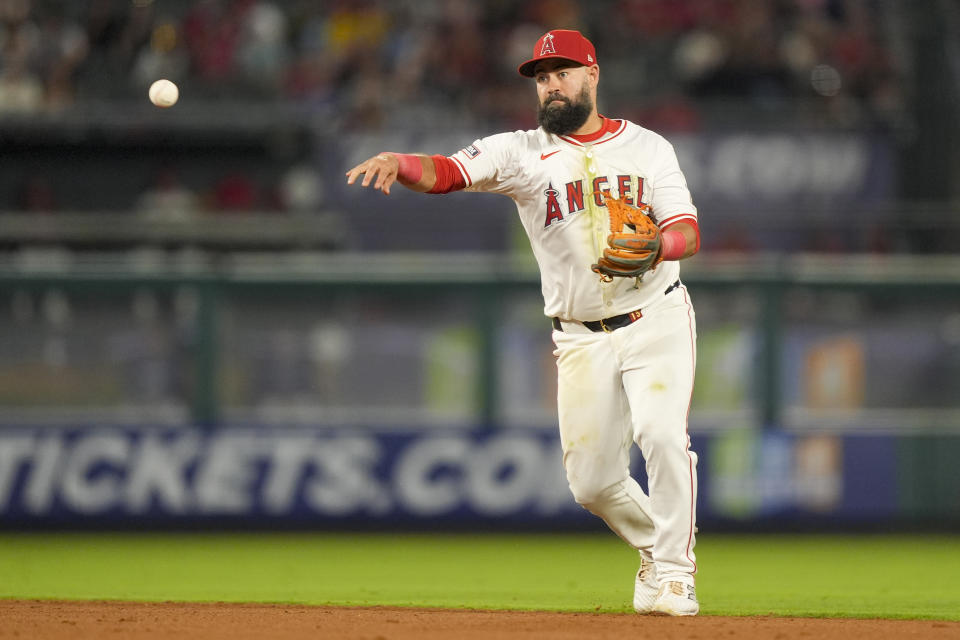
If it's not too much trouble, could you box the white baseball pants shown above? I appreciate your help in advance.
[552,285,698,583]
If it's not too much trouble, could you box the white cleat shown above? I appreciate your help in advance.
[652,581,699,616]
[632,556,658,614]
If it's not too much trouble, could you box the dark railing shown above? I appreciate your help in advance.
[1,252,957,430]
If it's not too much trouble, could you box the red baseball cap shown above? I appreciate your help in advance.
[517,29,598,77]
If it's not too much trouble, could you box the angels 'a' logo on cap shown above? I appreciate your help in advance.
[540,33,556,55]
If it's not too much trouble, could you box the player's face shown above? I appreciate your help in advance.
[534,60,590,107]
[534,62,594,135]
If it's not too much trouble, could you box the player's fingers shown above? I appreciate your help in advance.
[347,155,397,189]
[373,168,397,192]
[380,175,396,195]
[345,164,368,185]
[360,166,378,187]
[346,156,381,185]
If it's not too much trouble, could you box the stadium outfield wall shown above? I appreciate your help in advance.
[0,254,957,530]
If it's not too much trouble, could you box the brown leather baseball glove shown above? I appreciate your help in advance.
[591,191,663,280]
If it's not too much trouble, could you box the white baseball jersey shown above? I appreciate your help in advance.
[449,118,697,321]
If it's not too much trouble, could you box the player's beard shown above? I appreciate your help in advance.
[537,84,593,136]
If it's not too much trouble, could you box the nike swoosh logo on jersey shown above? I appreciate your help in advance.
[540,150,561,160]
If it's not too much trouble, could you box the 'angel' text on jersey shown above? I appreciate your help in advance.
[543,175,646,227]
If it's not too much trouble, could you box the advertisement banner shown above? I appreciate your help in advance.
[0,426,585,527]
[0,425,949,528]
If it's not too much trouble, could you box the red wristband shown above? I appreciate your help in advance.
[660,230,686,261]
[389,153,423,183]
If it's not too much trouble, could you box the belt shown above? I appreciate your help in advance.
[552,279,682,333]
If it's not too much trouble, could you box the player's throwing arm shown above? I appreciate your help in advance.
[345,153,436,194]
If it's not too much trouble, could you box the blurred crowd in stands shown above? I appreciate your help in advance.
[0,0,904,131]
[2,0,951,254]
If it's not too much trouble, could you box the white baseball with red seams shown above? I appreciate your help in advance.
[448,116,700,586]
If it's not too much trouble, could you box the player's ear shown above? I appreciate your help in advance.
[587,64,599,88]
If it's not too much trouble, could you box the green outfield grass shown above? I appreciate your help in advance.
[0,532,957,619]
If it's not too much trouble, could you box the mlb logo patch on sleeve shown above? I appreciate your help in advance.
[463,145,481,158]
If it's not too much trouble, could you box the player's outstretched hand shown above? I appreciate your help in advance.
[345,153,399,194]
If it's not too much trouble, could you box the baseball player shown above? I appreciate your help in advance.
[346,29,701,616]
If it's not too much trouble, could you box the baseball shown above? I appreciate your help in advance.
[149,79,179,108]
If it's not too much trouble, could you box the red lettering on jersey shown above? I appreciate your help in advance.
[565,180,584,213]
[592,177,609,206]
[544,184,564,227]
[617,175,634,205]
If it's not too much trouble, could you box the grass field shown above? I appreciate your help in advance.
[1,532,958,620]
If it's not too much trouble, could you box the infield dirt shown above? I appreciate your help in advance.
[3,600,959,640]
